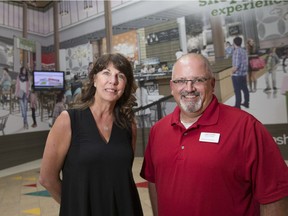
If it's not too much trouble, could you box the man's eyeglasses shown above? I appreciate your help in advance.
[171,77,210,86]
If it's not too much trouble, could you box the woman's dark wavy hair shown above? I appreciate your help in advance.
[19,66,29,81]
[72,53,137,129]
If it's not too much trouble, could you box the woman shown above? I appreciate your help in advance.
[264,48,280,91]
[15,66,30,129]
[52,92,66,125]
[246,38,258,92]
[39,53,143,216]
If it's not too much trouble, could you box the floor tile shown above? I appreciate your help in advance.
[0,157,152,216]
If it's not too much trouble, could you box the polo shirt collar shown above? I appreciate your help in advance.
[171,95,219,127]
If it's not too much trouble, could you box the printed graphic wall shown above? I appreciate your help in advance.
[256,5,288,41]
[0,1,287,160]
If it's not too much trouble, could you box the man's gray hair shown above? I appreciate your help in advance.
[172,53,214,78]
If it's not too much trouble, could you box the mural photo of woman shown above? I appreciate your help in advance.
[15,66,30,129]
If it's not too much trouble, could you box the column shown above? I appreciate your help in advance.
[90,40,101,60]
[210,15,225,60]
[104,0,113,53]
[13,37,20,72]
[22,2,28,68]
[53,1,60,70]
[240,10,258,48]
[177,17,188,54]
[35,41,41,70]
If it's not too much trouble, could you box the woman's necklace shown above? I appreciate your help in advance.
[91,108,113,132]
[100,119,112,132]
[103,125,109,131]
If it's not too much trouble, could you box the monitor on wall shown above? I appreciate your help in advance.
[32,70,65,91]
[228,24,241,36]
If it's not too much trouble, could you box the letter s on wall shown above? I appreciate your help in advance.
[199,0,207,6]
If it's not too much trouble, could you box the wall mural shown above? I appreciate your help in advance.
[65,43,93,77]
[102,30,138,60]
[0,43,13,67]
[184,3,288,159]
[0,30,140,137]
[0,2,287,159]
[256,3,288,41]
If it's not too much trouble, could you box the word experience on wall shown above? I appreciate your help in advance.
[198,0,284,16]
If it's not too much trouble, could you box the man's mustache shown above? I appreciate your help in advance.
[181,91,200,97]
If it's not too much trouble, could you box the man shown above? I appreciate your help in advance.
[140,53,288,216]
[232,36,250,109]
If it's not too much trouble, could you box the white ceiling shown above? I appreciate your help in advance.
[104,1,204,37]
[7,1,208,45]
[116,1,201,27]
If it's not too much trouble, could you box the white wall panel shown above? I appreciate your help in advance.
[97,1,105,13]
[38,9,44,34]
[18,6,23,29]
[28,9,33,32]
[49,8,53,34]
[70,2,79,24]
[0,2,4,25]
[43,9,49,35]
[77,1,88,21]
[8,4,14,27]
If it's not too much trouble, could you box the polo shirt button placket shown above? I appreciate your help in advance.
[177,144,185,160]
[182,132,188,150]
[180,131,189,159]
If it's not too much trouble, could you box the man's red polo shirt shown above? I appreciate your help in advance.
[140,96,288,216]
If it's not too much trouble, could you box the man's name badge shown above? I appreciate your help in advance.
[199,132,220,143]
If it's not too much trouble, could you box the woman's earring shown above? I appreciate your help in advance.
[94,82,97,88]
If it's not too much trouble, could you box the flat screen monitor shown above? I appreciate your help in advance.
[33,70,65,91]
[228,25,241,36]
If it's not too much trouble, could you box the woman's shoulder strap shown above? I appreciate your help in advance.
[67,109,78,136]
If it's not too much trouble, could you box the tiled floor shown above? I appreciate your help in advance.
[0,157,153,216]
[1,159,287,216]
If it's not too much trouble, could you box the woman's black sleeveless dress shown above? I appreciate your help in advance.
[59,108,143,216]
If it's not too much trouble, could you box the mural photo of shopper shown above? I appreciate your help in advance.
[15,66,30,129]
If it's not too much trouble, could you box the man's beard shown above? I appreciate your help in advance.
[179,91,202,113]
